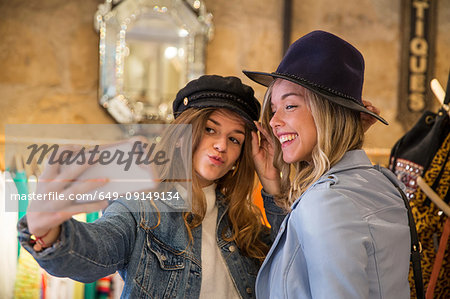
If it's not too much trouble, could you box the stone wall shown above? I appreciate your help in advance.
[1,0,449,155]
[205,0,450,159]
[0,0,113,128]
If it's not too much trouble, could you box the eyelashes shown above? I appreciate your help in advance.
[205,127,242,145]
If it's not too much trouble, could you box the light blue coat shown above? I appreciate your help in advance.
[256,150,411,299]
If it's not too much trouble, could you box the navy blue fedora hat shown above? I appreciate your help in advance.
[243,30,388,125]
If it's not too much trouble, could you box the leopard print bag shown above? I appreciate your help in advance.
[389,78,450,298]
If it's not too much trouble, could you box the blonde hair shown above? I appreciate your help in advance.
[158,108,269,260]
[261,81,364,209]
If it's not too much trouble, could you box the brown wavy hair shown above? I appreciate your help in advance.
[261,81,365,209]
[158,107,269,260]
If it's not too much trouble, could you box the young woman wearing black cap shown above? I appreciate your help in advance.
[244,30,411,298]
[18,75,285,298]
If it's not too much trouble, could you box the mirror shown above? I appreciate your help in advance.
[95,0,213,123]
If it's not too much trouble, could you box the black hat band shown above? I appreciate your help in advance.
[184,91,259,120]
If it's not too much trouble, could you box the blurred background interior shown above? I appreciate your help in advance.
[0,0,449,166]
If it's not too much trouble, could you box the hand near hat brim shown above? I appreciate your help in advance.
[251,121,281,195]
[361,100,380,132]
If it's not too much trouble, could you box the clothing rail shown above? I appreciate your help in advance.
[431,78,450,116]
[417,176,450,217]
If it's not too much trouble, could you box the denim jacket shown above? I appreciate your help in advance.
[256,150,411,299]
[18,189,286,298]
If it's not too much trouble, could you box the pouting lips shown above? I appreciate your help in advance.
[208,155,224,165]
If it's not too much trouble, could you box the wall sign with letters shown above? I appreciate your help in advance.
[398,0,437,129]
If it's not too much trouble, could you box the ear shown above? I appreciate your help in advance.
[230,160,240,176]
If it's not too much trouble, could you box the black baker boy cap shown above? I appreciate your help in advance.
[173,75,261,130]
[243,30,388,125]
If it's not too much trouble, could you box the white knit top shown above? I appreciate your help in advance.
[199,184,241,299]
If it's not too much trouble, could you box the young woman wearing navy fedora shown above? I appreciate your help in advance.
[244,30,411,298]
[18,75,287,298]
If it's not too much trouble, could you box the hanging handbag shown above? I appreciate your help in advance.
[389,73,450,298]
[375,165,425,299]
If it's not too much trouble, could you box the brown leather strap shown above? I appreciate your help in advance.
[426,218,450,299]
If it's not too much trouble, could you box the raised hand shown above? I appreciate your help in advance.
[361,100,381,132]
[251,121,281,195]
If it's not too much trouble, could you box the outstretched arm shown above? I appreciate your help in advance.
[18,201,138,282]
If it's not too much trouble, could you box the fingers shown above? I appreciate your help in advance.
[33,145,107,213]
[50,164,90,191]
[63,177,108,197]
[39,157,60,181]
[33,243,43,252]
[251,131,260,156]
[63,200,109,216]
[63,178,109,196]
[360,113,377,132]
[362,100,381,115]
[38,145,89,191]
[254,122,269,140]
[361,99,372,107]
[39,145,83,179]
[255,121,276,147]
[53,147,103,190]
[362,99,381,116]
[365,104,380,116]
[361,100,381,132]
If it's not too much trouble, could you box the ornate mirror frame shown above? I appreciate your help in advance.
[95,0,213,123]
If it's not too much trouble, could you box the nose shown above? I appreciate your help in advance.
[269,110,284,129]
[213,137,227,152]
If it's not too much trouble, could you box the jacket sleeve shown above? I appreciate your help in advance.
[292,188,372,299]
[17,200,138,283]
[261,189,288,242]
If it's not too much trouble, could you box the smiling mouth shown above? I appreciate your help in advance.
[279,134,298,144]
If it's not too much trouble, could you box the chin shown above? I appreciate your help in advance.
[283,158,294,164]
[282,154,305,164]
[198,172,221,183]
[282,154,296,164]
